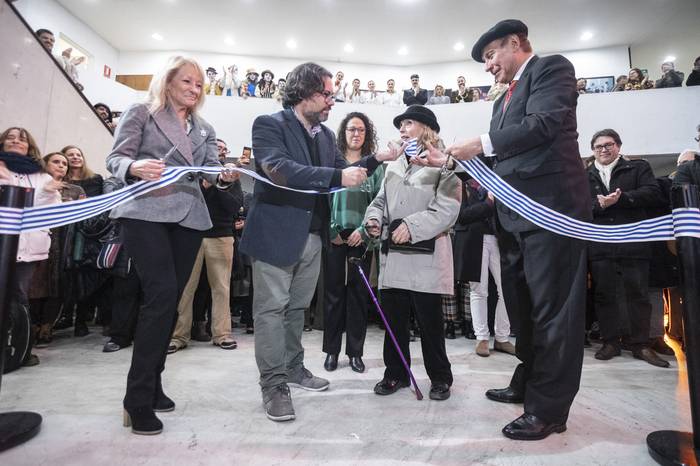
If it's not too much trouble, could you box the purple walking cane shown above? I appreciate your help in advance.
[349,255,423,400]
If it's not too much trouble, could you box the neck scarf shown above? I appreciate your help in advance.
[0,151,42,174]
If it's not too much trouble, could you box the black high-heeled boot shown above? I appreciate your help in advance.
[153,378,175,412]
[445,321,456,339]
[123,407,163,435]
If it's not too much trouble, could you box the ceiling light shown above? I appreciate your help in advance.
[225,36,235,46]
[580,31,594,41]
[664,55,676,63]
[344,43,354,53]
[151,33,164,41]
[397,46,408,56]
[286,38,297,49]
[453,42,464,52]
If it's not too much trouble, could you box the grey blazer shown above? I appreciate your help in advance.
[106,103,221,231]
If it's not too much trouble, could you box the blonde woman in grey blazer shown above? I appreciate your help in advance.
[364,105,461,401]
[106,56,239,435]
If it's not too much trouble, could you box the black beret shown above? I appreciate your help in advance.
[393,105,440,133]
[471,19,528,63]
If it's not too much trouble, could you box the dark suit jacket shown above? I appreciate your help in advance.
[239,108,377,267]
[674,155,700,186]
[453,179,495,282]
[403,88,428,106]
[587,158,663,260]
[488,55,591,232]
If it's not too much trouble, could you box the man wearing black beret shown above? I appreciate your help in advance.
[417,19,591,440]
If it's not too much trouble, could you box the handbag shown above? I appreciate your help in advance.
[382,218,435,254]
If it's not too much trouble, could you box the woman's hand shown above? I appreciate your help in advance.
[375,140,408,162]
[234,219,245,230]
[218,163,241,183]
[347,229,363,247]
[391,221,411,244]
[331,234,344,246]
[129,159,165,181]
[365,219,381,238]
[0,161,10,182]
[43,179,66,192]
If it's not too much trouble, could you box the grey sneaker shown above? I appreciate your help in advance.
[263,384,295,422]
[288,367,330,392]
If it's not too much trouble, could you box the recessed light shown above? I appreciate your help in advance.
[286,38,297,49]
[397,46,408,56]
[580,31,594,41]
[453,42,464,51]
[664,55,676,63]
[151,33,164,41]
[344,43,354,53]
[225,36,235,46]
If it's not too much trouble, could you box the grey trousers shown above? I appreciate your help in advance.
[252,234,322,390]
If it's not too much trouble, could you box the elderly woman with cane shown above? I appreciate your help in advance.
[364,105,461,400]
[106,56,239,435]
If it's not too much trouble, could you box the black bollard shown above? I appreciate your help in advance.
[0,185,42,452]
[647,184,700,466]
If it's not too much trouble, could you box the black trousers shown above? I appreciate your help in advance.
[322,243,370,357]
[381,289,453,386]
[590,258,651,347]
[108,267,141,347]
[498,228,587,425]
[120,219,202,409]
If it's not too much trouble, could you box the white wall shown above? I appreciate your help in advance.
[631,31,700,81]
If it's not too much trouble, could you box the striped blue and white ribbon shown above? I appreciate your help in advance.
[1,158,699,242]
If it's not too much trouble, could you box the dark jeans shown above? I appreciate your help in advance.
[109,267,141,347]
[322,243,371,357]
[590,258,651,348]
[12,262,37,307]
[120,219,202,409]
[381,288,453,386]
[498,228,587,425]
[29,297,62,326]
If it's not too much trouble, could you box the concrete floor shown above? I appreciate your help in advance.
[0,325,688,466]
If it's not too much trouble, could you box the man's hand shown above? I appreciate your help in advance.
[365,219,381,238]
[391,221,411,244]
[375,140,408,162]
[446,136,483,161]
[218,163,240,183]
[341,167,367,187]
[411,141,448,167]
[331,234,344,245]
[597,188,622,209]
[347,229,363,247]
[129,159,165,181]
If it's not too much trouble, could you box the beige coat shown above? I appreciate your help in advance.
[364,155,461,295]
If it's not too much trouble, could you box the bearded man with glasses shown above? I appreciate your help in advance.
[239,62,402,423]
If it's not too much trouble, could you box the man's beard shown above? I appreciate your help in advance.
[303,108,327,126]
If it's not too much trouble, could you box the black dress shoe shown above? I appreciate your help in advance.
[485,386,524,404]
[429,382,451,401]
[445,322,456,340]
[374,378,409,396]
[502,413,566,441]
[103,341,122,353]
[123,407,163,435]
[74,321,89,337]
[650,337,675,356]
[349,356,365,373]
[324,354,338,371]
[633,347,670,368]
[595,343,621,360]
[246,325,254,335]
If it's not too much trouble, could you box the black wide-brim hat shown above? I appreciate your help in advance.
[393,105,440,133]
[471,19,528,63]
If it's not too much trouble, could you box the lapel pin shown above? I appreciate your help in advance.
[200,129,207,137]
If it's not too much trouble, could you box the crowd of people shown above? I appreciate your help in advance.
[1,20,698,440]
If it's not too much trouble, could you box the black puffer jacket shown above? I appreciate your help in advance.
[587,158,664,260]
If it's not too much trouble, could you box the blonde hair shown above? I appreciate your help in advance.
[146,56,206,114]
[61,145,96,180]
[416,124,443,150]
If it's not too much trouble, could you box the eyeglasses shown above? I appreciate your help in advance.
[317,90,334,101]
[218,148,230,154]
[345,127,366,134]
[694,135,700,142]
[593,142,616,152]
